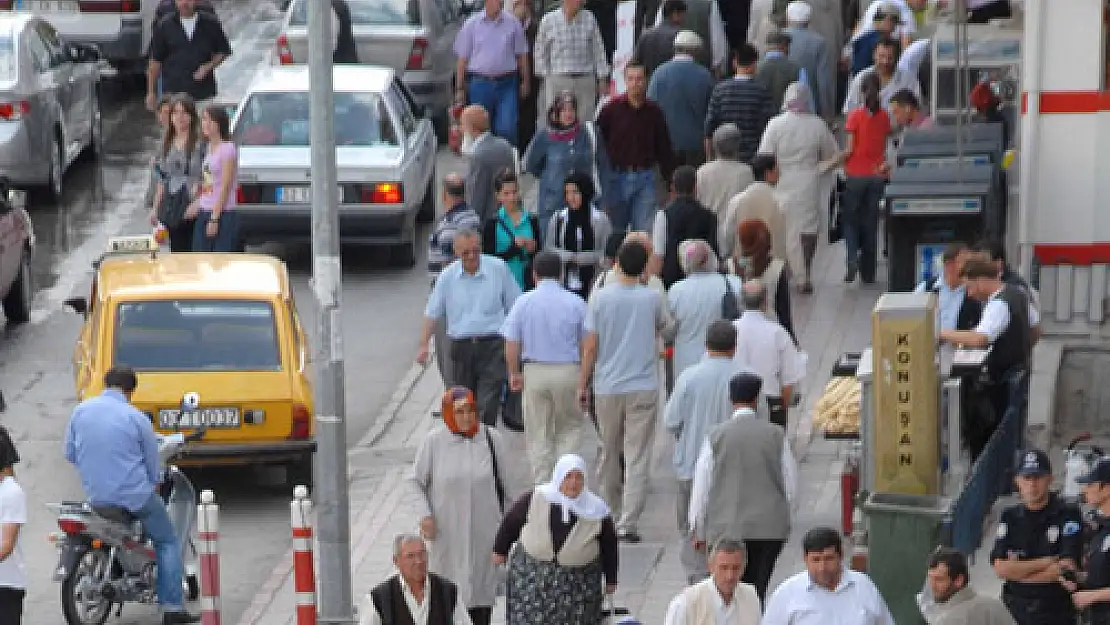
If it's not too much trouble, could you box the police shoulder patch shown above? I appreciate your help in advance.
[1064,521,1081,536]
[1102,535,1110,553]
[996,522,1008,539]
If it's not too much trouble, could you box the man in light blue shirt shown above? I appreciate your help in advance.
[913,242,981,332]
[418,228,521,427]
[502,251,588,483]
[64,367,196,624]
[663,319,737,583]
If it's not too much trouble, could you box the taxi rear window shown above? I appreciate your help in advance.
[233,91,399,147]
[113,300,282,372]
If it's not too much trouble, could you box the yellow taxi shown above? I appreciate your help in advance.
[64,235,316,486]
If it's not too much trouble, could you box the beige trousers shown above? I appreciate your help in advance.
[523,363,585,484]
[543,74,600,123]
[594,390,658,533]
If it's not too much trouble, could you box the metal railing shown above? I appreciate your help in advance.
[944,371,1028,554]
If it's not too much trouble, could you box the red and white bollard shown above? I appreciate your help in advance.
[291,485,317,625]
[197,489,222,625]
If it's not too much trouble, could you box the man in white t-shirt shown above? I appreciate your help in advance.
[0,425,26,623]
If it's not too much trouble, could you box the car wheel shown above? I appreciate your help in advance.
[34,133,64,204]
[416,170,436,224]
[390,241,416,268]
[286,455,313,489]
[1,249,31,324]
[185,574,200,601]
[432,108,449,146]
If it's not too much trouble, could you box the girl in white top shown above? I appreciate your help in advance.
[0,425,26,623]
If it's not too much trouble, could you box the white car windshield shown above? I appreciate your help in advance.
[233,91,399,147]
[289,0,420,26]
[113,300,282,372]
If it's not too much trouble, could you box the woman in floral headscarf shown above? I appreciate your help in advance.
[757,82,840,294]
[409,386,509,625]
[523,90,611,235]
[729,218,797,344]
[666,239,743,378]
[494,453,619,625]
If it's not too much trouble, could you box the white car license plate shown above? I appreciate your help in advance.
[277,186,310,204]
[158,407,241,429]
[25,0,78,12]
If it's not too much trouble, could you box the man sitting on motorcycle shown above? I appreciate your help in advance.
[64,366,199,624]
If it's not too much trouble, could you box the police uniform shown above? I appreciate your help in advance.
[991,450,1084,625]
[1076,459,1110,624]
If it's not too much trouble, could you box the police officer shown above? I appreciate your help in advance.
[940,258,1038,447]
[991,449,1084,625]
[1063,458,1110,622]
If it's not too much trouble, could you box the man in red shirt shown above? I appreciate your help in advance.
[596,62,676,232]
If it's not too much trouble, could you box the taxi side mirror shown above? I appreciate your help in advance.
[64,297,88,317]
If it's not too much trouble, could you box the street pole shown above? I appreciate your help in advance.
[306,0,355,623]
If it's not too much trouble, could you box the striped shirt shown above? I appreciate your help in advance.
[704,76,776,163]
[534,7,610,78]
[427,202,482,282]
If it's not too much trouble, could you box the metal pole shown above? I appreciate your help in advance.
[306,0,355,622]
[954,0,968,176]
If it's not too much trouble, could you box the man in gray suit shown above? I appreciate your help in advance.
[633,0,687,79]
[460,104,517,222]
[783,1,835,121]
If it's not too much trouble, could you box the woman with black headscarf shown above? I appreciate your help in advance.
[544,170,613,301]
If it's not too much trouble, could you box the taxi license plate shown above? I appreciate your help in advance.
[159,407,240,429]
[25,0,79,11]
[277,186,310,204]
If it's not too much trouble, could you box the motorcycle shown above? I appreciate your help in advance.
[49,393,206,625]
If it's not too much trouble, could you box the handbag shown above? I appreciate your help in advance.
[500,382,525,432]
[157,146,201,228]
[828,174,845,244]
[721,275,740,320]
[483,428,506,513]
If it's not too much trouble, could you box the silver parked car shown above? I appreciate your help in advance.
[0,14,104,202]
[231,65,438,267]
[274,0,463,132]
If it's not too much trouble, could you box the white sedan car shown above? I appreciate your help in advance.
[230,65,438,267]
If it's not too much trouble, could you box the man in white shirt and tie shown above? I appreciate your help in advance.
[664,538,762,625]
[688,372,797,601]
[762,526,895,625]
[732,279,803,429]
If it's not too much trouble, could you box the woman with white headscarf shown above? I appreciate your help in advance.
[667,239,743,379]
[493,454,619,625]
[756,82,840,294]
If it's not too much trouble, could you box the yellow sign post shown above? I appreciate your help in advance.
[871,293,940,495]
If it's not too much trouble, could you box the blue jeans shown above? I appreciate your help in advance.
[192,211,241,252]
[133,492,184,610]
[467,74,519,147]
[608,169,657,232]
[841,176,885,281]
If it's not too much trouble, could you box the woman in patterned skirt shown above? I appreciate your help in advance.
[492,454,619,624]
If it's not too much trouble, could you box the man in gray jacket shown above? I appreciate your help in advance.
[688,371,797,601]
[783,1,835,121]
[460,105,517,222]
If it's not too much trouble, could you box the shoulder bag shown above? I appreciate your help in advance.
[157,149,194,228]
[484,428,506,513]
[721,275,740,320]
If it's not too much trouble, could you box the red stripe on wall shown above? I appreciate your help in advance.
[1033,244,1110,265]
[1021,91,1110,114]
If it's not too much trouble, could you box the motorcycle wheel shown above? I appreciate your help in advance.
[185,574,200,601]
[60,545,113,625]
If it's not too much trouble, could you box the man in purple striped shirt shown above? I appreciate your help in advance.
[454,0,531,146]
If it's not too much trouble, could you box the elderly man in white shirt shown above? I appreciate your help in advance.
[664,538,762,625]
[732,279,803,429]
[762,526,895,625]
[359,534,474,625]
[688,372,797,602]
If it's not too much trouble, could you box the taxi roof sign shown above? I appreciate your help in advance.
[106,235,159,254]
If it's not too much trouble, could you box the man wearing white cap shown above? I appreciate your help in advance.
[783,1,835,121]
[648,30,715,166]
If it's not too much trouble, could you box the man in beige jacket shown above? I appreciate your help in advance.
[720,154,787,261]
[924,547,1016,625]
[664,538,762,625]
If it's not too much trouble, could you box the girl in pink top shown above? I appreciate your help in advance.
[187,105,240,252]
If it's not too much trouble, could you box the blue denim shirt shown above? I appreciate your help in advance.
[65,390,160,512]
[523,125,609,224]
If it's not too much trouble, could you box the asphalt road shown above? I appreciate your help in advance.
[0,0,472,621]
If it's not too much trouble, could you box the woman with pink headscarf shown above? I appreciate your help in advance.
[756,82,840,294]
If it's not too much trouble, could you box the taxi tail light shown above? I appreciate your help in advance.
[276,35,294,65]
[0,101,30,122]
[80,0,141,11]
[290,403,311,439]
[57,518,87,536]
[360,183,402,204]
[237,184,262,205]
[406,37,429,70]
